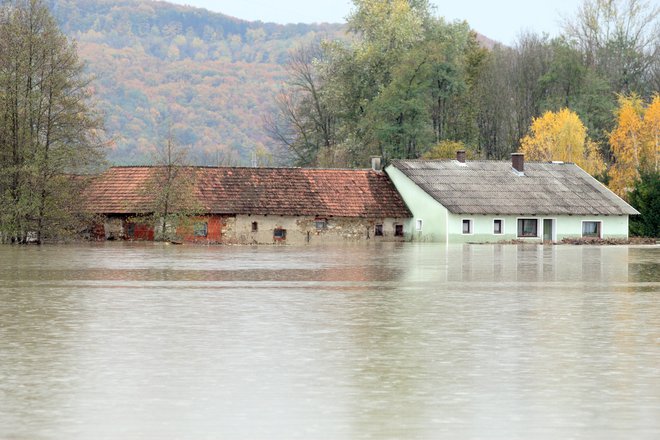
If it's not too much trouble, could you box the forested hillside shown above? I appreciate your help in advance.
[45,0,345,164]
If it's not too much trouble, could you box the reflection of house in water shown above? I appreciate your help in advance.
[83,166,411,244]
[413,245,631,284]
[395,244,632,285]
[386,152,639,243]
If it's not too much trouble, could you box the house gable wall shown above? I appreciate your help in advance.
[385,165,448,242]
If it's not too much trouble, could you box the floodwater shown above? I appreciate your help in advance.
[0,243,658,440]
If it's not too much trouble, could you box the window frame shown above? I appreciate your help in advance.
[462,219,473,235]
[493,218,504,235]
[315,218,327,230]
[193,221,208,237]
[517,218,539,238]
[273,227,287,240]
[374,224,384,237]
[582,220,602,238]
[415,219,423,231]
[251,221,258,232]
[394,224,404,237]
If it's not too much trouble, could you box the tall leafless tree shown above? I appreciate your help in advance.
[0,0,104,243]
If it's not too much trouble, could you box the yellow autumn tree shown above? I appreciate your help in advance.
[520,108,605,176]
[643,95,660,173]
[422,140,479,160]
[609,94,660,198]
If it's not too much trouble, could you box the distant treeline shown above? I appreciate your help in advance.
[269,0,659,168]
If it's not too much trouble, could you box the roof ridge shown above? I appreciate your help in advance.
[107,165,379,171]
[391,159,578,165]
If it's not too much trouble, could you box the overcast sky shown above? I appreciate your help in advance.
[165,0,582,45]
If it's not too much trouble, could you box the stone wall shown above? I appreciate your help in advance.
[224,215,407,245]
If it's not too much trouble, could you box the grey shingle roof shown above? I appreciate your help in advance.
[389,160,639,216]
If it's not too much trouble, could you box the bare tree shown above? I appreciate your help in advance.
[143,132,199,241]
[563,0,660,94]
[265,43,338,166]
[0,0,104,243]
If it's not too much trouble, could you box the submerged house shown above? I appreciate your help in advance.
[385,152,639,243]
[84,166,411,244]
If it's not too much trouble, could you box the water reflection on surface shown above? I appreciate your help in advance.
[0,243,658,440]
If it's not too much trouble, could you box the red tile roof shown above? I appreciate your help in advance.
[84,166,411,218]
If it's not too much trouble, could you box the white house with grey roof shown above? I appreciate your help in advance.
[385,152,639,243]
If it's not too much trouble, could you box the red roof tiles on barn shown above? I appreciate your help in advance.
[84,166,411,218]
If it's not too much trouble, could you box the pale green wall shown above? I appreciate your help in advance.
[386,165,630,243]
[447,214,629,243]
[447,214,515,243]
[551,215,629,239]
[385,166,448,242]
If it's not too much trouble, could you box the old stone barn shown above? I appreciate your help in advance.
[83,166,411,244]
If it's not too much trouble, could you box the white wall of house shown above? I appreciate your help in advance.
[446,213,629,243]
[222,215,407,245]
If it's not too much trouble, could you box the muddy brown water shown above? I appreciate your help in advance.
[1,243,658,439]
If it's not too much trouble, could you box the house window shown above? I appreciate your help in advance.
[315,218,327,230]
[375,224,383,236]
[394,224,404,236]
[462,219,472,234]
[517,219,538,237]
[416,219,423,231]
[582,221,601,238]
[274,228,287,240]
[194,222,208,237]
[251,221,258,232]
[493,219,503,235]
[126,222,135,237]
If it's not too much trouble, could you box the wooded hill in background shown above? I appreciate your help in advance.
[45,0,345,165]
